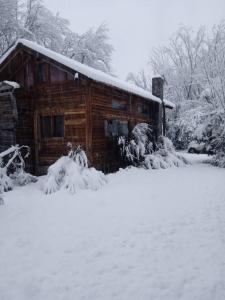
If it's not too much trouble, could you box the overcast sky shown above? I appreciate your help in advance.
[44,0,225,79]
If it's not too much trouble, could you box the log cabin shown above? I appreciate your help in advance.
[0,39,174,174]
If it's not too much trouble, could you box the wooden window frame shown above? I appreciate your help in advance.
[104,119,129,138]
[40,114,65,139]
[112,99,128,111]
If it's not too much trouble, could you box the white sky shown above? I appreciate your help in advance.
[44,0,225,79]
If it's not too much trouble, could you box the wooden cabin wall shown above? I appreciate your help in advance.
[0,91,17,152]
[14,88,35,172]
[0,47,161,174]
[0,49,88,174]
[90,82,159,172]
[33,80,87,173]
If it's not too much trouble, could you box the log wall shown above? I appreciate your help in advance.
[90,82,159,171]
[0,46,161,174]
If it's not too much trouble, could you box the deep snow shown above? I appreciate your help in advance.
[0,154,225,300]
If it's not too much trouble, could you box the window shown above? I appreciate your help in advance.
[53,115,64,137]
[105,120,128,137]
[138,103,149,116]
[112,100,127,111]
[37,63,47,83]
[40,115,64,138]
[41,116,52,137]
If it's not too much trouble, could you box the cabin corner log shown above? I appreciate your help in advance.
[0,89,18,152]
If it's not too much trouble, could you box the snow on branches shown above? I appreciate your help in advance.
[119,123,188,170]
[0,1,113,74]
[0,145,37,202]
[42,144,107,195]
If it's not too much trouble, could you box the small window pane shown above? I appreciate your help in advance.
[41,116,51,137]
[53,115,64,137]
[112,100,127,111]
[105,120,128,137]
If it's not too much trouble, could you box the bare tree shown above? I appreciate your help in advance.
[0,1,114,74]
[150,25,206,103]
[126,70,151,91]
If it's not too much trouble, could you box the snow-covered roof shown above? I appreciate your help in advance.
[0,39,175,108]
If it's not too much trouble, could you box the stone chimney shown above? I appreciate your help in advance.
[152,76,165,136]
[152,76,164,100]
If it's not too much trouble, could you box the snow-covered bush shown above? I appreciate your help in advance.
[201,112,225,167]
[119,123,188,170]
[119,123,155,166]
[0,145,37,202]
[42,144,107,195]
[166,100,213,150]
[143,136,188,169]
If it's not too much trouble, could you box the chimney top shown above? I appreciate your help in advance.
[152,77,164,100]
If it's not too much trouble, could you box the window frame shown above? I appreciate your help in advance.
[112,99,128,111]
[40,114,65,139]
[104,119,129,138]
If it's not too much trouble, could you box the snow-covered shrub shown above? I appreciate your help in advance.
[167,100,212,150]
[0,145,36,191]
[0,167,13,193]
[42,144,107,194]
[143,136,188,169]
[0,145,37,202]
[202,112,225,167]
[119,123,188,170]
[119,123,155,166]
[9,169,37,186]
[212,153,225,168]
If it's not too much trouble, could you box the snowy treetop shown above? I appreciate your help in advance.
[0,39,174,108]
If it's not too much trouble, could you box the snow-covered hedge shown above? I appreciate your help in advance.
[0,145,37,202]
[42,144,107,194]
[119,123,188,170]
[201,112,225,168]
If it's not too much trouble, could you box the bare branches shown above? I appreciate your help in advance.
[0,145,36,195]
[0,1,114,74]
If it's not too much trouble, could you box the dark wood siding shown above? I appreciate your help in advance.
[90,82,159,171]
[0,45,161,174]
[0,91,17,152]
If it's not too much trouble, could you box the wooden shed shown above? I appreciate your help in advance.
[0,39,174,174]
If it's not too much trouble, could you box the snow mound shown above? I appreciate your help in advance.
[42,155,107,195]
[144,151,187,169]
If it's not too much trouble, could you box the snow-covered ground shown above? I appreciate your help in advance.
[1,154,225,300]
